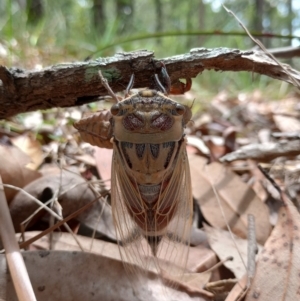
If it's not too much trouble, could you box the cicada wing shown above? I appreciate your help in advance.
[155,142,193,277]
[111,140,193,280]
[111,144,153,274]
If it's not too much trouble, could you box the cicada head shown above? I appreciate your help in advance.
[111,89,191,145]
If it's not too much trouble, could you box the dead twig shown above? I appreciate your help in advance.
[223,5,300,90]
[18,196,102,249]
[247,214,257,287]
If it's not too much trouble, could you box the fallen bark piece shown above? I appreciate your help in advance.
[220,140,300,163]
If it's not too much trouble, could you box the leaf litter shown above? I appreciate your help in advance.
[1,70,300,300]
[245,192,300,301]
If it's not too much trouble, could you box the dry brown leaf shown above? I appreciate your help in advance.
[273,115,300,132]
[38,164,62,176]
[74,153,96,166]
[166,272,212,296]
[204,224,262,279]
[24,231,214,272]
[24,231,122,260]
[189,155,271,244]
[225,274,248,301]
[9,170,115,240]
[94,146,112,190]
[0,143,41,202]
[248,160,268,203]
[245,196,300,301]
[187,244,217,273]
[206,138,227,160]
[25,230,216,290]
[11,134,43,170]
[0,251,210,301]
[183,273,212,293]
[188,153,208,172]
[187,136,210,155]
[205,279,238,301]
[190,227,208,247]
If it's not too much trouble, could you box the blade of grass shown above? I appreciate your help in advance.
[93,30,300,55]
[0,176,37,301]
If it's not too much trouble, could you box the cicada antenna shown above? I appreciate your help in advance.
[159,62,171,94]
[151,60,171,95]
[154,73,168,95]
[125,74,135,98]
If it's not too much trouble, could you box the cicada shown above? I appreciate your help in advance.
[74,63,193,279]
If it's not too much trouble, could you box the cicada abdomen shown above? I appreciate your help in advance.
[74,64,193,279]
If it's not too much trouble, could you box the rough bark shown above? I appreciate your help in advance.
[1,48,300,119]
[265,46,300,58]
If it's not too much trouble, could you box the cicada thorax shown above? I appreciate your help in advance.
[110,89,191,251]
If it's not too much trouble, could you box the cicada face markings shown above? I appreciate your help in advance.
[123,113,145,131]
[150,112,174,131]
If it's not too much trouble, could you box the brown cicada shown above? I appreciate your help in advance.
[74,63,193,278]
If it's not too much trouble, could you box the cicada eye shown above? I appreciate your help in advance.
[111,104,120,116]
[175,104,185,116]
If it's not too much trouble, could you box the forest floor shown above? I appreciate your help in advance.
[1,52,300,301]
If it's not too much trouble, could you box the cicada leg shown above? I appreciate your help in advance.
[170,78,192,95]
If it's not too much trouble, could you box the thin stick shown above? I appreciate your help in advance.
[89,196,108,252]
[1,184,62,220]
[209,177,247,270]
[223,5,300,90]
[98,70,120,103]
[0,176,37,301]
[257,164,281,194]
[19,196,100,249]
[247,214,257,287]
[200,255,233,273]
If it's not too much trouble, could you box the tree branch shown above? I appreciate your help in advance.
[1,48,300,119]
